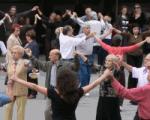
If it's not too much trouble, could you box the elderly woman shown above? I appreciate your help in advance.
[96,54,122,120]
[6,24,22,63]
[5,45,28,120]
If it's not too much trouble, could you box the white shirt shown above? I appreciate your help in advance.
[76,35,95,55]
[75,18,105,37]
[132,67,149,87]
[101,22,112,39]
[50,64,57,87]
[59,32,86,59]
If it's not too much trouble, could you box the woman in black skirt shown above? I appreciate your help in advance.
[96,54,122,120]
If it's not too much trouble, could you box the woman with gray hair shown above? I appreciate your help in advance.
[96,54,122,120]
[5,45,28,120]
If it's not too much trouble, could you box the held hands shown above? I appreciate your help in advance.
[32,5,39,11]
[145,37,150,44]
[102,69,114,81]
[24,48,32,57]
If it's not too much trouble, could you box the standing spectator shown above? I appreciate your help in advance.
[24,29,39,99]
[5,45,28,120]
[129,3,147,31]
[116,5,129,33]
[6,24,22,63]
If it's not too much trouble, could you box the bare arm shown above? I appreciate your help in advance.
[83,69,109,93]
[122,61,132,72]
[12,77,47,96]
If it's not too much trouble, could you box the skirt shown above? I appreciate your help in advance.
[96,96,122,120]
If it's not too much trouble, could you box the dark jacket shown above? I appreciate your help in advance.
[24,40,39,58]
[30,56,79,88]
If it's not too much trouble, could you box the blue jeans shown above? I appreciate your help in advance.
[79,55,92,87]
[0,93,11,107]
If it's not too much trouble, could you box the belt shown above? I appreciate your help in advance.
[62,58,74,61]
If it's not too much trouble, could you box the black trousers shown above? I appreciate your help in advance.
[93,39,111,65]
[127,55,143,89]
[27,73,38,96]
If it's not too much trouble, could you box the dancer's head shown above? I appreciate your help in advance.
[56,68,80,103]
[104,54,120,69]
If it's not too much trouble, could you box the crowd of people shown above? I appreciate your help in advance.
[0,2,150,120]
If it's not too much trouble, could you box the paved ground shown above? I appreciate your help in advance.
[0,56,137,120]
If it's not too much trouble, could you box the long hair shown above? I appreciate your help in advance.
[56,68,80,104]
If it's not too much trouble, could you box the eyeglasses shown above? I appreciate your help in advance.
[134,6,141,9]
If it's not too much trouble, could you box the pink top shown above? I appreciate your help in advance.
[112,79,150,119]
[97,38,139,59]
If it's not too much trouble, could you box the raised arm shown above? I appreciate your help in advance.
[71,12,85,26]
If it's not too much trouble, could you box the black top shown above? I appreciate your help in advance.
[47,86,84,120]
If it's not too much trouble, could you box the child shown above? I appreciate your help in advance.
[10,67,110,120]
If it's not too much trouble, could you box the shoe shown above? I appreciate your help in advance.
[85,93,90,96]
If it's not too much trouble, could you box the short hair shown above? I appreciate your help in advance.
[106,54,120,63]
[11,45,24,57]
[50,49,61,59]
[63,25,72,35]
[26,29,36,39]
[10,5,16,10]
[11,24,21,33]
